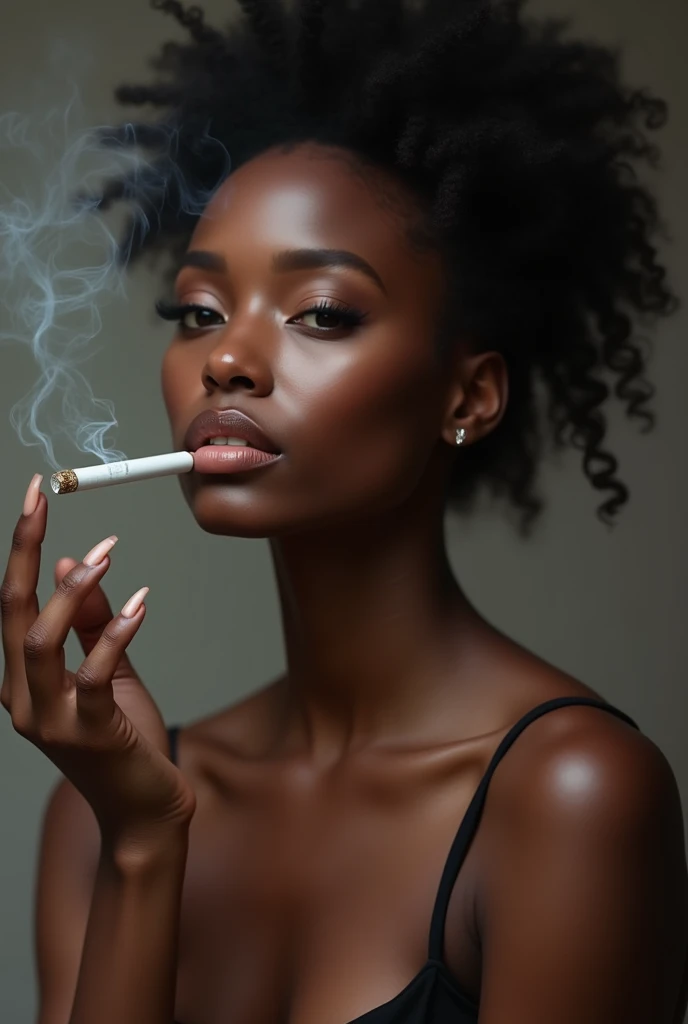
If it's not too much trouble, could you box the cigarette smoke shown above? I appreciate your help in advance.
[0,81,230,469]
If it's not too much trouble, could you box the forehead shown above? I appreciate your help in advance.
[190,144,440,288]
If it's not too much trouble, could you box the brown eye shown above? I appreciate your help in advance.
[290,301,367,334]
[301,310,347,330]
[181,307,226,329]
[155,300,228,331]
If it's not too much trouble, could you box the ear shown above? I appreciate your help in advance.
[439,350,508,448]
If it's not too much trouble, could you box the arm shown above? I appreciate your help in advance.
[1,483,195,1024]
[476,719,688,1023]
[69,825,188,1024]
[35,779,99,1024]
[35,778,188,1024]
[35,559,178,1024]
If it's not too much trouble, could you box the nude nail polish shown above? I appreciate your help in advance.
[22,474,43,517]
[83,535,118,567]
[121,586,149,619]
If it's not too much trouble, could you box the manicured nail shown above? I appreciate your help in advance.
[83,535,118,567]
[121,586,149,619]
[22,474,43,517]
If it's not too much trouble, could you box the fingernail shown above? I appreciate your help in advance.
[83,535,118,567]
[121,586,149,619]
[22,474,43,517]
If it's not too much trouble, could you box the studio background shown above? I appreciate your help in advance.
[0,0,686,1020]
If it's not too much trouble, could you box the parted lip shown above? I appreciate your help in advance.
[183,409,281,455]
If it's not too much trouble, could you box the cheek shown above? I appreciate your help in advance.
[293,340,442,503]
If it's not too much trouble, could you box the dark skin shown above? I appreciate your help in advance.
[2,144,686,1024]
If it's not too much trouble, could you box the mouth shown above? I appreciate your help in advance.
[183,408,283,478]
[183,408,281,455]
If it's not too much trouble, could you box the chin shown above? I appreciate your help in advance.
[183,480,318,539]
[179,470,419,539]
[184,486,274,538]
[195,515,274,540]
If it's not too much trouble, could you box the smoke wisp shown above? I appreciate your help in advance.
[0,86,230,469]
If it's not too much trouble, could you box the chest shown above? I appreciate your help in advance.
[172,755,486,1024]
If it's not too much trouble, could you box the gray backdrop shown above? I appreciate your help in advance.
[0,1,686,1021]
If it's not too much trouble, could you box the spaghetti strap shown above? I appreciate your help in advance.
[427,696,639,961]
[167,725,181,766]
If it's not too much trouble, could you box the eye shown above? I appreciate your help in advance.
[181,306,226,330]
[289,300,367,334]
[155,301,227,331]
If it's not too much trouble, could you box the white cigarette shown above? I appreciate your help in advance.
[50,452,194,495]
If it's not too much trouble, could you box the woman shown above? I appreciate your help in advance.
[2,1,687,1022]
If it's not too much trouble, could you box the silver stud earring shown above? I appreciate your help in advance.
[455,428,466,446]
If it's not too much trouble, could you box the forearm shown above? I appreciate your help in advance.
[69,833,189,1024]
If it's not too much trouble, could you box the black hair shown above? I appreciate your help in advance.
[95,0,677,531]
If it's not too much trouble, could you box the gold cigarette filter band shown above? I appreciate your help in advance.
[51,470,79,495]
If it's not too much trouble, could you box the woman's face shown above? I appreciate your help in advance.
[161,143,461,537]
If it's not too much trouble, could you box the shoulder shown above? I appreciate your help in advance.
[490,701,680,838]
[469,637,675,834]
[472,703,688,1021]
[480,700,685,873]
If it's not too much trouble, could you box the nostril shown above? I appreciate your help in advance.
[203,373,255,391]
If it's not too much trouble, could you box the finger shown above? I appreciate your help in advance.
[55,557,140,683]
[1,477,47,698]
[74,587,149,725]
[23,536,117,709]
[54,557,77,585]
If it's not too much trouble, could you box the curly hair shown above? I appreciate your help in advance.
[94,0,678,531]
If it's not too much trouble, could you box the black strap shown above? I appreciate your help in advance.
[167,725,181,766]
[427,696,639,960]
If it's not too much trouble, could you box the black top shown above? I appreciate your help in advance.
[167,695,639,1023]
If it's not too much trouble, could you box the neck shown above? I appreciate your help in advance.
[268,492,483,759]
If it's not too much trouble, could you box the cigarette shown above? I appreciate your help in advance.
[50,452,194,494]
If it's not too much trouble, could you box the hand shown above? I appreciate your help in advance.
[52,556,169,757]
[1,475,196,851]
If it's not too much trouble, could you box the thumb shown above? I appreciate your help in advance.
[55,557,138,679]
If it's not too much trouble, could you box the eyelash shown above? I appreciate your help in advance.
[154,298,368,334]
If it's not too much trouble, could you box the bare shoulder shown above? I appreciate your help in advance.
[477,635,667,810]
[471,691,688,1022]
[497,697,680,824]
[478,687,687,912]
[469,632,686,897]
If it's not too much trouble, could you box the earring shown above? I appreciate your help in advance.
[455,428,466,446]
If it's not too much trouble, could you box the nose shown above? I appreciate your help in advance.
[201,319,274,397]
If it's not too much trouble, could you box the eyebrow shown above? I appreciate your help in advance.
[177,247,387,294]
[177,251,228,273]
[272,249,387,294]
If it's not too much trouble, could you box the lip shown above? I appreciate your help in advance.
[183,409,281,455]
